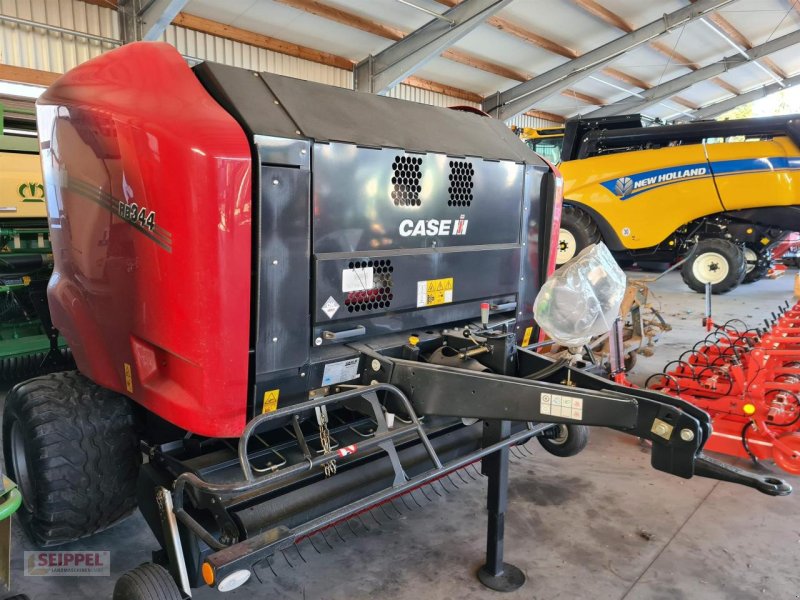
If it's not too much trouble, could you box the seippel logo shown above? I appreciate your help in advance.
[399,215,469,237]
[18,182,45,202]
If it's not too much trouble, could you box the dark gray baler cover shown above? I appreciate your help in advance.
[193,61,543,164]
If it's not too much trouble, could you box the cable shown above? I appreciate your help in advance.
[741,421,759,464]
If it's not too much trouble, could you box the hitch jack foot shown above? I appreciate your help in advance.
[478,420,526,592]
[478,563,525,592]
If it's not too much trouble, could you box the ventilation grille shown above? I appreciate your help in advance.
[448,160,474,208]
[345,260,394,313]
[391,156,423,207]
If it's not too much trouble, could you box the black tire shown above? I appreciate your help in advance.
[742,245,771,284]
[3,371,140,546]
[680,239,746,294]
[556,205,601,266]
[113,564,182,600]
[537,424,589,457]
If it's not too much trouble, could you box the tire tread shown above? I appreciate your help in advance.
[3,371,140,546]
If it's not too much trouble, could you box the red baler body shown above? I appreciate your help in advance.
[36,43,252,437]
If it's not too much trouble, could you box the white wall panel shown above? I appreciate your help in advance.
[0,0,117,73]
[507,113,562,130]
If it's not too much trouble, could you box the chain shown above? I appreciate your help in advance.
[318,408,337,477]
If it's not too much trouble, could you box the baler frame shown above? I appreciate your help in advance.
[153,329,790,596]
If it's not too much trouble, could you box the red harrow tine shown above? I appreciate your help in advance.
[647,299,800,474]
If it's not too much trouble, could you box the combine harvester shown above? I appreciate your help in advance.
[4,43,791,599]
[515,115,800,292]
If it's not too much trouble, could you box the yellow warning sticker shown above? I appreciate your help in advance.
[262,389,280,414]
[416,277,454,308]
[123,363,134,393]
[522,326,533,347]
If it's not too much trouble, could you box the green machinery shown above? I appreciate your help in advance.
[0,102,70,381]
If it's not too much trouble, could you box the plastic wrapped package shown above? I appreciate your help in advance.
[533,243,626,347]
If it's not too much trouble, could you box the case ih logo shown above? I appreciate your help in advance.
[18,182,45,202]
[399,215,468,237]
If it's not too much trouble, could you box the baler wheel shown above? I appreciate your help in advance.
[113,563,182,600]
[2,371,140,546]
[537,424,589,457]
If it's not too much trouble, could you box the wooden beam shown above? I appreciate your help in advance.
[705,12,787,81]
[441,50,528,81]
[560,89,604,105]
[762,56,788,79]
[570,0,752,111]
[176,13,486,102]
[485,16,577,58]
[603,67,649,90]
[524,110,565,123]
[403,76,483,103]
[0,63,60,86]
[570,0,632,32]
[648,40,700,69]
[671,96,700,110]
[173,13,355,70]
[274,0,529,82]
[706,13,751,49]
[273,0,404,41]
[712,76,740,95]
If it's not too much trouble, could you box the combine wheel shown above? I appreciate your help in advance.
[2,371,140,546]
[538,424,589,457]
[556,205,601,266]
[742,246,771,284]
[681,239,746,294]
[113,564,183,600]
[772,433,800,475]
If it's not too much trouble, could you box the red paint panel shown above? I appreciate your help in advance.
[36,42,252,437]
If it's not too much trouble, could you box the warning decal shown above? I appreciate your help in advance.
[540,393,583,421]
[521,326,533,347]
[416,277,454,308]
[262,389,280,414]
[124,363,134,393]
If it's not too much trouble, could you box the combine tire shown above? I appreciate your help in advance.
[681,239,746,294]
[3,371,140,546]
[556,205,601,266]
[538,424,589,457]
[113,564,183,600]
[742,246,770,284]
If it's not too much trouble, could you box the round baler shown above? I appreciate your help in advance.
[5,42,791,598]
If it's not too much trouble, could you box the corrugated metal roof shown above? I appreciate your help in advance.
[183,0,800,123]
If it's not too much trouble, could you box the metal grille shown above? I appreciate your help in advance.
[345,260,393,313]
[448,160,474,208]
[391,156,422,207]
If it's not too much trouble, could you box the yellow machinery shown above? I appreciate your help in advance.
[0,103,68,379]
[512,125,564,164]
[547,114,800,293]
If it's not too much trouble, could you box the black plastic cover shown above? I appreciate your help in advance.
[193,61,543,164]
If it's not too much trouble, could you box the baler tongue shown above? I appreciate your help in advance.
[694,454,792,496]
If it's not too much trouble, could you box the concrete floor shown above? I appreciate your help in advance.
[3,271,800,600]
